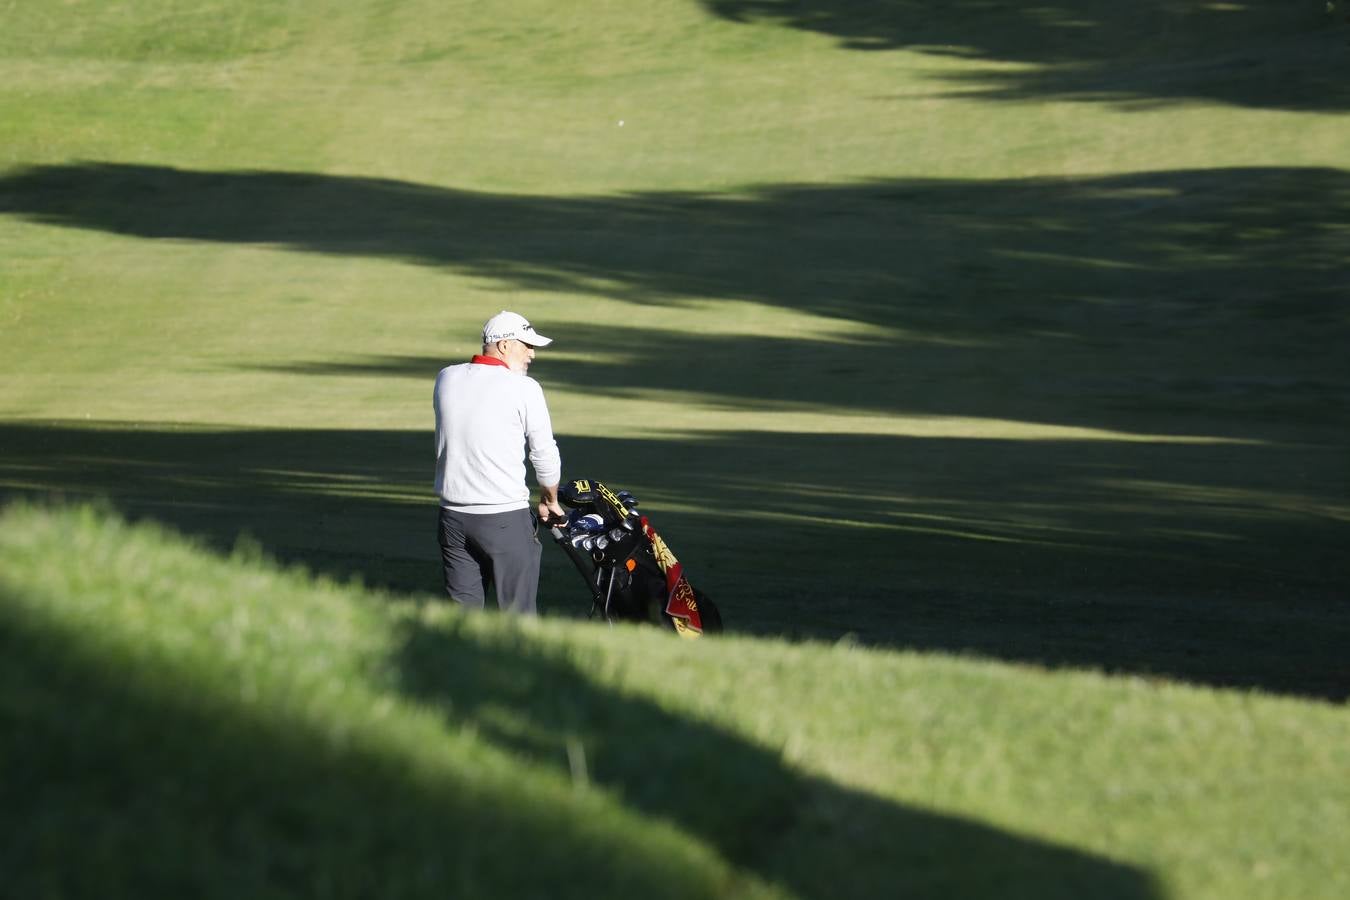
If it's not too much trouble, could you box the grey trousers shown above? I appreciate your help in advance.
[437,507,542,614]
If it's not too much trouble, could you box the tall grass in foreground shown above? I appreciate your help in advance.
[2,502,1346,899]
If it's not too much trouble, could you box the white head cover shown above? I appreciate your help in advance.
[482,310,554,347]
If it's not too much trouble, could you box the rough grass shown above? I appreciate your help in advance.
[3,502,1347,899]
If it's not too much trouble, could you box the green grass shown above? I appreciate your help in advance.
[1,1,1348,895]
[3,502,1347,899]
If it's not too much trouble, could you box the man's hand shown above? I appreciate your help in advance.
[538,499,566,526]
[538,484,566,526]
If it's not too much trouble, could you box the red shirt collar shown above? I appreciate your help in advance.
[470,355,510,368]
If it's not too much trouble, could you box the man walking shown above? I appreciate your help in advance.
[434,310,565,614]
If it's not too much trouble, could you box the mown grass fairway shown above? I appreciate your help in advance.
[2,2,1348,897]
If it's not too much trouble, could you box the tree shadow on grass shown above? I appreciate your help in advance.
[0,163,1345,333]
[2,420,1346,700]
[2,161,1346,443]
[702,0,1350,110]
[251,316,1348,446]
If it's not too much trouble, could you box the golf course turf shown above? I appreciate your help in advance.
[2,2,1347,897]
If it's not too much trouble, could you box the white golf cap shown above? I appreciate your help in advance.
[481,310,554,347]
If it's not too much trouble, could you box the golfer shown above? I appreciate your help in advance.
[434,310,565,614]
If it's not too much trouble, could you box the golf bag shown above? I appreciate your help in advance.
[548,478,722,637]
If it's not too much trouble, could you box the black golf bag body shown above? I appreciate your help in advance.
[550,478,722,636]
